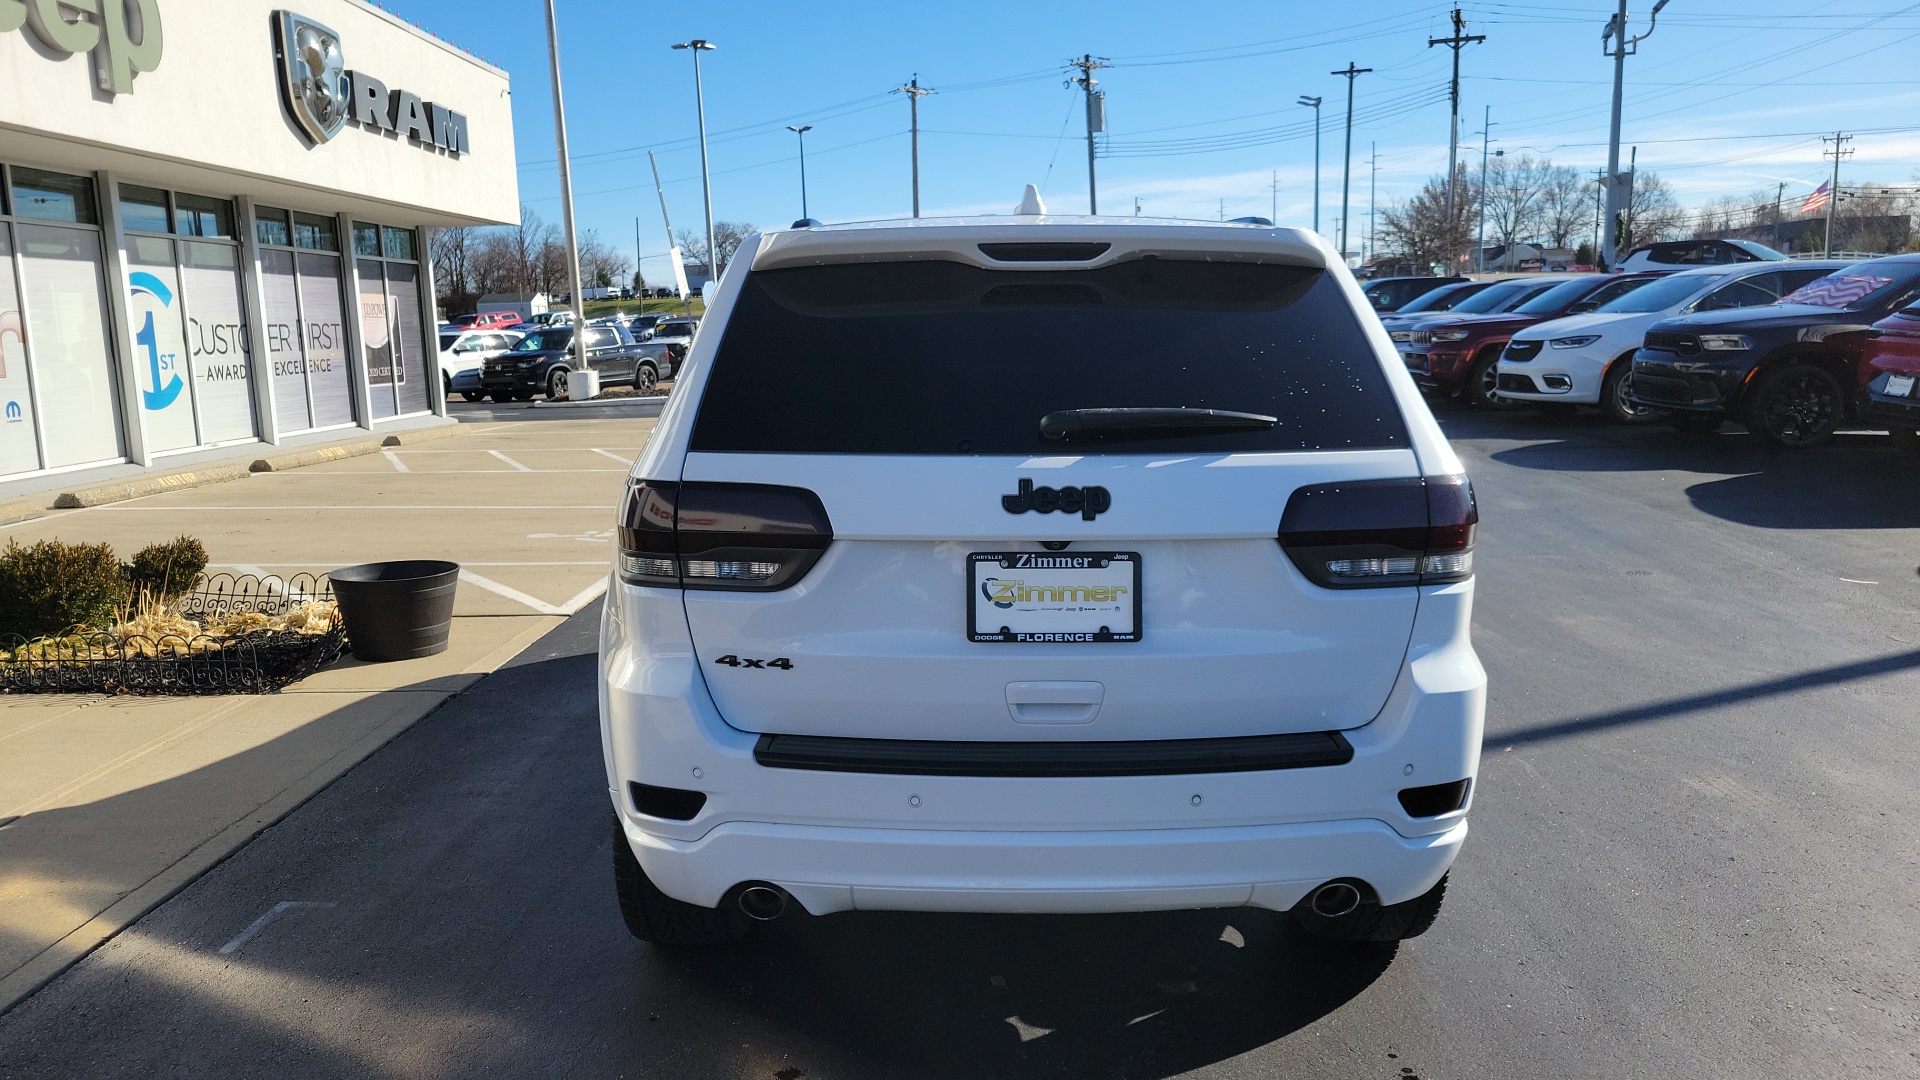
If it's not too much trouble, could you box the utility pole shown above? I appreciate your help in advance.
[1298,95,1322,233]
[1475,107,1494,273]
[787,124,812,220]
[542,0,587,370]
[670,39,718,282]
[1773,181,1784,251]
[1591,168,1605,263]
[1332,62,1371,263]
[1823,131,1853,257]
[1429,8,1483,273]
[892,76,932,217]
[1272,170,1279,224]
[1068,55,1110,214]
[1134,196,1142,216]
[633,216,642,297]
[1368,142,1377,266]
[1600,0,1668,267]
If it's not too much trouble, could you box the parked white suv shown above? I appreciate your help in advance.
[600,215,1486,948]
[1496,261,1847,421]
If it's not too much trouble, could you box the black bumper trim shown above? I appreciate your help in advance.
[752,730,1355,777]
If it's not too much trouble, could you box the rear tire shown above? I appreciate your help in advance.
[611,815,749,947]
[460,390,486,402]
[1292,874,1447,942]
[1601,361,1666,424]
[546,368,570,401]
[1746,362,1844,448]
[632,362,659,396]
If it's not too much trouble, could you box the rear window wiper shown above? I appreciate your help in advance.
[1039,407,1279,441]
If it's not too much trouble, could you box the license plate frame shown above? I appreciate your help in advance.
[968,551,1142,644]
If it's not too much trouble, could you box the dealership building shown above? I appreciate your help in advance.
[0,0,516,490]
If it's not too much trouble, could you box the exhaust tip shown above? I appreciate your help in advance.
[737,884,788,921]
[1309,881,1362,918]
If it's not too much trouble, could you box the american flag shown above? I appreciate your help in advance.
[1799,181,1832,214]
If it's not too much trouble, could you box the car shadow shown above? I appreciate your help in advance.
[651,904,1396,1080]
[1438,404,1920,530]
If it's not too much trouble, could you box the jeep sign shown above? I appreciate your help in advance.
[0,0,164,94]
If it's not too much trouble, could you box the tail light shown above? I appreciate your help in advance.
[617,480,833,590]
[1278,475,1477,589]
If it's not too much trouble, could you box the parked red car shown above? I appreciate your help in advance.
[453,311,522,331]
[1402,274,1658,406]
[1858,303,1920,450]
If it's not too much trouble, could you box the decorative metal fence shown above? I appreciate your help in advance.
[0,574,346,695]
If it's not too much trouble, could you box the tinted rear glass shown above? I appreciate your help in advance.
[690,259,1408,455]
[1595,272,1726,313]
[1399,282,1478,313]
[514,329,572,351]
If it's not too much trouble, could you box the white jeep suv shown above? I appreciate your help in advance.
[599,215,1485,948]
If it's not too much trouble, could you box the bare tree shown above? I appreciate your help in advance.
[1536,166,1592,250]
[1378,164,1478,274]
[429,226,479,312]
[1482,154,1553,260]
[673,222,757,275]
[575,229,633,288]
[1618,171,1686,251]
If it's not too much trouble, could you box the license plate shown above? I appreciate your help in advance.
[1887,374,1917,398]
[968,552,1141,644]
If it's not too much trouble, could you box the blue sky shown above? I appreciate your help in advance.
[386,0,1920,273]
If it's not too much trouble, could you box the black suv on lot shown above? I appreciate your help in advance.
[481,324,676,401]
[1629,255,1920,447]
[1362,275,1468,313]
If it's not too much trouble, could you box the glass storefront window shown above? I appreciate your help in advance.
[119,185,171,234]
[12,168,98,225]
[352,223,381,258]
[175,193,234,239]
[380,227,416,261]
[0,225,42,477]
[293,213,337,252]
[125,235,198,453]
[180,241,253,442]
[256,206,292,248]
[296,252,354,427]
[18,224,122,467]
[358,258,395,419]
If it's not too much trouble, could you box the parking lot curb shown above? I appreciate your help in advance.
[249,423,465,473]
[51,465,252,509]
[0,497,46,525]
[532,395,668,409]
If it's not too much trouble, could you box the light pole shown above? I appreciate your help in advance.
[1600,0,1668,267]
[542,0,586,374]
[671,39,718,283]
[1332,62,1371,263]
[787,124,812,221]
[1475,107,1496,272]
[1298,95,1322,234]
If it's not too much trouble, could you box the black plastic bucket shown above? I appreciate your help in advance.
[328,560,460,662]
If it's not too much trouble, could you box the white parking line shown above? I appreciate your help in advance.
[381,450,411,472]
[591,449,633,463]
[219,901,338,955]
[458,569,608,615]
[487,450,533,472]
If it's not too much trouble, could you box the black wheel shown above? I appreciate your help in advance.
[611,815,748,946]
[1292,874,1447,943]
[461,390,486,402]
[1747,363,1844,448]
[546,368,570,401]
[632,362,659,396]
[1464,351,1513,409]
[1601,361,1666,424]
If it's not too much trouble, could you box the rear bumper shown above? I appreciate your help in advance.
[599,572,1486,915]
[1859,377,1920,430]
[622,814,1465,915]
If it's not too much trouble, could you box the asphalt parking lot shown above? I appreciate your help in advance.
[1,404,1916,1079]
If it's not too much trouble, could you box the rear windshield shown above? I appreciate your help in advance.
[1779,264,1920,310]
[514,328,572,351]
[1398,282,1478,314]
[1594,272,1725,313]
[689,259,1408,455]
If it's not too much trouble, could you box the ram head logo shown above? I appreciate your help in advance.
[277,12,351,145]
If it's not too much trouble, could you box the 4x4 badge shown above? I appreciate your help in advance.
[1001,478,1111,521]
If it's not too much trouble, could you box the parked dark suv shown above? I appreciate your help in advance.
[1629,255,1920,446]
[481,324,676,401]
[1362,275,1468,313]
